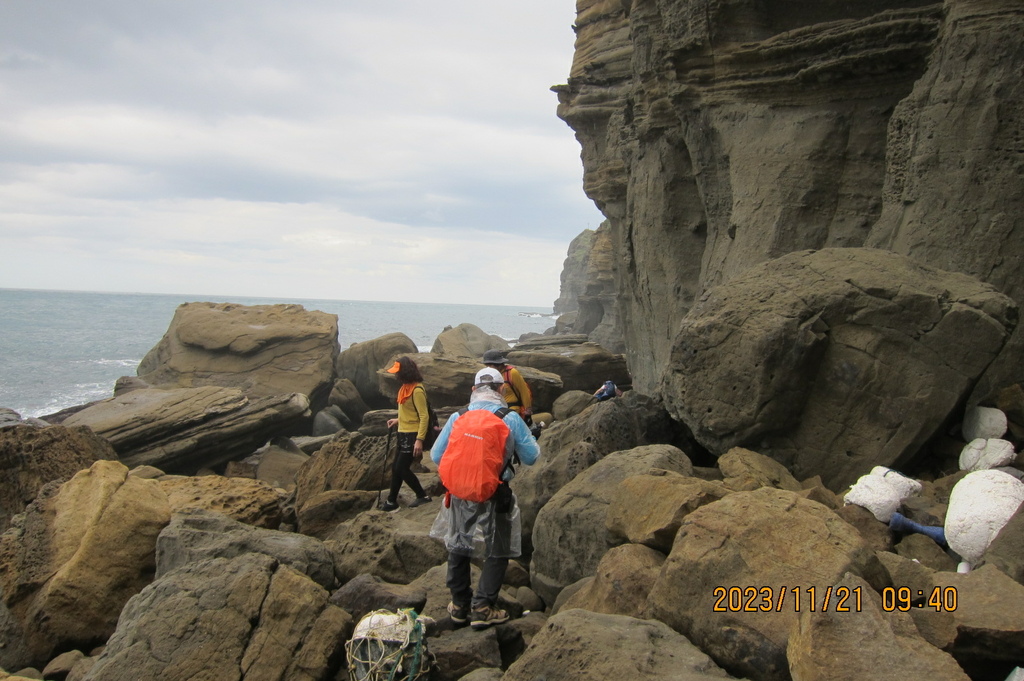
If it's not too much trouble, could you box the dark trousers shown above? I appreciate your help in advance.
[387,431,427,503]
[446,553,509,609]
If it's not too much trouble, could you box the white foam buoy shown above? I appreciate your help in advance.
[962,405,1008,441]
[945,469,1024,564]
[959,438,1016,472]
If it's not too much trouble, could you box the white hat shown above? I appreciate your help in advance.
[474,367,504,386]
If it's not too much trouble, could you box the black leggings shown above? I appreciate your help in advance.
[388,431,427,503]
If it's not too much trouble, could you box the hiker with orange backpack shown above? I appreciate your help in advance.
[429,367,540,630]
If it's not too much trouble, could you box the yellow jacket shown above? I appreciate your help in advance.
[397,384,430,440]
[500,366,532,414]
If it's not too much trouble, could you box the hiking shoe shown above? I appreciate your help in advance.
[447,601,470,624]
[409,495,433,508]
[380,500,399,512]
[470,605,509,630]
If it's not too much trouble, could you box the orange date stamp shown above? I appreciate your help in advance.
[712,586,863,613]
[712,585,959,613]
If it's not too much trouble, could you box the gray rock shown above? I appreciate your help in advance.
[551,390,595,422]
[328,573,427,622]
[64,387,310,474]
[155,509,336,589]
[430,322,509,359]
[529,444,693,605]
[502,609,738,681]
[514,391,680,537]
[508,337,629,394]
[662,248,1016,490]
[335,332,417,410]
[81,554,351,681]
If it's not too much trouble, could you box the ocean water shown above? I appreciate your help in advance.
[0,289,556,419]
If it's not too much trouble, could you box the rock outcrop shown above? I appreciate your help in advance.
[63,387,310,474]
[662,248,1017,490]
[136,302,339,409]
[0,461,170,666]
[81,553,351,681]
[555,0,1024,407]
[508,335,631,393]
[430,323,509,359]
[0,425,117,533]
[552,228,595,316]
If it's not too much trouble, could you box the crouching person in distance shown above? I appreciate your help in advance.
[429,367,540,630]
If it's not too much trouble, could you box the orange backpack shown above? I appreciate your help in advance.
[438,408,512,503]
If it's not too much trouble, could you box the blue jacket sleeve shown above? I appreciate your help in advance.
[503,412,540,466]
[430,411,458,465]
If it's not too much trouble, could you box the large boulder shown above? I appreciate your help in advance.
[335,332,418,409]
[514,391,680,536]
[507,336,630,393]
[430,323,509,358]
[326,508,447,585]
[157,475,287,529]
[136,302,339,410]
[559,544,666,619]
[293,432,391,513]
[529,444,693,606]
[645,488,885,681]
[502,609,739,681]
[788,573,970,681]
[605,471,730,554]
[662,248,1017,490]
[930,564,1024,675]
[155,509,336,590]
[64,387,310,474]
[0,460,171,666]
[0,424,117,533]
[80,553,351,681]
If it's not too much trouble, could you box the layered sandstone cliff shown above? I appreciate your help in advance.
[556,0,1024,399]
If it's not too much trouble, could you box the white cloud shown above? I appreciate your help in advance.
[0,0,603,307]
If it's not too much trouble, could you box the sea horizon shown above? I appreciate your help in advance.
[0,288,558,419]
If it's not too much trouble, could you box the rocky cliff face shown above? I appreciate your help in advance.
[556,0,1024,397]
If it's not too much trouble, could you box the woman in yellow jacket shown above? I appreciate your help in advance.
[382,356,432,511]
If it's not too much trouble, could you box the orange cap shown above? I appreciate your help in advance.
[386,361,401,374]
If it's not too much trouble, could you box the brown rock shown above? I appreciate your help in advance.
[502,609,738,681]
[136,302,339,409]
[293,432,392,512]
[507,336,630,394]
[606,471,729,553]
[788,574,969,681]
[335,332,418,410]
[529,444,693,606]
[430,323,509,359]
[0,460,171,665]
[328,573,427,623]
[0,425,117,533]
[295,489,378,539]
[932,564,1024,674]
[326,510,447,585]
[560,543,665,618]
[158,474,285,529]
[645,488,885,681]
[718,446,803,493]
[64,387,311,474]
[514,390,680,537]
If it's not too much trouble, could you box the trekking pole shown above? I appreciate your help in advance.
[377,425,394,509]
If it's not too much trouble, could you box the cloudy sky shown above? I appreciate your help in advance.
[0,1,604,308]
